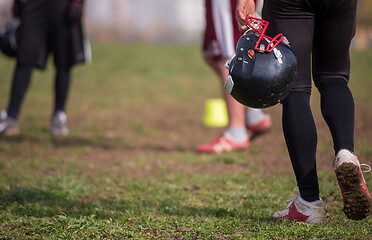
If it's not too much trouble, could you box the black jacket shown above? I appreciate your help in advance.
[16,0,88,69]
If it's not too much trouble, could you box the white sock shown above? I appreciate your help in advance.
[224,127,248,142]
[245,108,265,125]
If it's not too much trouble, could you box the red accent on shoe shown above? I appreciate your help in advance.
[274,194,325,224]
[196,135,249,153]
[286,202,310,222]
[246,115,272,135]
[360,168,371,199]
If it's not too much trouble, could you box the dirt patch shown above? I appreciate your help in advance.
[73,98,372,179]
[2,98,370,180]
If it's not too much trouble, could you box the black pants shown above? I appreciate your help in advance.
[7,65,71,119]
[262,0,357,201]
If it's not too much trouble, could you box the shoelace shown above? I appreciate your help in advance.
[334,163,371,186]
[361,164,372,173]
[283,194,299,209]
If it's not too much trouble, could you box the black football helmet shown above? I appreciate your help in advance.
[224,17,297,108]
[0,18,20,57]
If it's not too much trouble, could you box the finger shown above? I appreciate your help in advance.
[235,0,255,32]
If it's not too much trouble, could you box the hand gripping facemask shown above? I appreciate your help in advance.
[224,17,297,108]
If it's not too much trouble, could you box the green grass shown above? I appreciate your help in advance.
[0,44,372,239]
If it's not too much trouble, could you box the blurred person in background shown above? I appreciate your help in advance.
[197,0,271,154]
[0,0,89,136]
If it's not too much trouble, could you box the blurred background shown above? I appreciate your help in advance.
[0,1,372,238]
[0,0,204,44]
[0,0,371,47]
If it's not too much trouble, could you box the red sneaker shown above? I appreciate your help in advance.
[246,114,272,139]
[273,193,326,224]
[333,149,372,220]
[196,135,249,153]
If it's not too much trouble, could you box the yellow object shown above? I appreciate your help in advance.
[203,98,228,127]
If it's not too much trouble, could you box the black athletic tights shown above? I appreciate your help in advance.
[282,79,354,202]
[7,64,71,119]
[263,0,357,202]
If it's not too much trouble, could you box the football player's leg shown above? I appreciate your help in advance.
[312,0,371,220]
[54,68,71,114]
[282,91,319,202]
[263,0,320,202]
[313,0,358,153]
[197,0,248,153]
[212,0,247,136]
[7,64,33,119]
